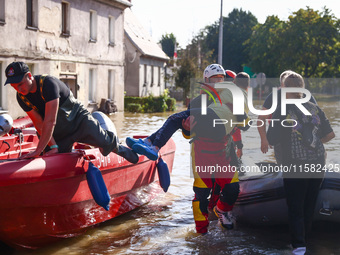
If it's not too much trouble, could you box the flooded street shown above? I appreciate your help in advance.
[11,101,340,255]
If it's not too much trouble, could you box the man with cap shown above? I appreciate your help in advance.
[4,61,138,163]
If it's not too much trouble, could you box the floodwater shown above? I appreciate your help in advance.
[9,101,340,255]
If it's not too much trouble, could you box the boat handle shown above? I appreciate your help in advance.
[84,154,96,160]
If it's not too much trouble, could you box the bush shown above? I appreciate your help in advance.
[125,90,176,113]
[126,103,142,113]
[166,98,176,111]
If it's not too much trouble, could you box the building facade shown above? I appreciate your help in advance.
[0,0,131,118]
[124,8,169,97]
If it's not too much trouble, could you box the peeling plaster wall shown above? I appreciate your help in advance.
[0,0,129,117]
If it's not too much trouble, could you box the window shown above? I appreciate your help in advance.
[143,64,147,86]
[108,70,115,100]
[89,10,97,42]
[151,66,154,87]
[108,16,115,46]
[61,2,70,36]
[89,69,96,103]
[26,0,38,29]
[0,0,5,25]
[158,67,161,86]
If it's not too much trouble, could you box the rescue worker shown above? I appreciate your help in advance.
[127,64,250,233]
[4,61,138,163]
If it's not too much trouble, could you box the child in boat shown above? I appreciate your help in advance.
[126,72,250,161]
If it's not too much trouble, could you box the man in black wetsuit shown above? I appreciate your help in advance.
[4,61,138,163]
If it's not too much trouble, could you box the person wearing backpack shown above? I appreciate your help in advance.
[266,72,335,255]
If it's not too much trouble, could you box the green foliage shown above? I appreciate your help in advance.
[160,33,177,58]
[247,7,340,78]
[126,103,142,113]
[246,15,286,77]
[205,9,258,72]
[166,98,176,111]
[168,6,339,95]
[175,56,200,99]
[125,90,176,113]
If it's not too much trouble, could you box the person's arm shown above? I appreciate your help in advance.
[318,106,335,144]
[266,108,284,146]
[181,115,197,139]
[321,131,335,143]
[232,128,243,158]
[21,98,59,158]
[257,111,272,153]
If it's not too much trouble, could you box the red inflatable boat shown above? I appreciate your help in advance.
[0,115,175,249]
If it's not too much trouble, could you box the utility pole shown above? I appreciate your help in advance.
[218,0,223,65]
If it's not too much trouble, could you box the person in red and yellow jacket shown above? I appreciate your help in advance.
[126,65,250,234]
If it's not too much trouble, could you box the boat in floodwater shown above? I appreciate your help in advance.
[0,113,176,249]
[234,162,340,225]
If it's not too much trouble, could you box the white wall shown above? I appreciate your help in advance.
[139,57,166,97]
[0,0,130,118]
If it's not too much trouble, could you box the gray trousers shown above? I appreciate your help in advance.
[53,93,118,156]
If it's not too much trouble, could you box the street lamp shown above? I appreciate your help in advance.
[218,0,223,65]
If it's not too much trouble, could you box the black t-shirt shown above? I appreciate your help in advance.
[17,75,70,116]
[263,89,317,110]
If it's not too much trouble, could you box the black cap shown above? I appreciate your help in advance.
[4,62,30,86]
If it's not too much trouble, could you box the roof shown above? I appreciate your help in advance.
[124,8,169,61]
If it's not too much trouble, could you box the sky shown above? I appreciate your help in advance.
[130,0,340,48]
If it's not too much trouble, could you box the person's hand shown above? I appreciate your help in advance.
[260,138,272,154]
[236,148,243,158]
[44,147,59,156]
[19,150,41,159]
[182,116,197,131]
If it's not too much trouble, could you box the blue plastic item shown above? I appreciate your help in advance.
[132,143,158,161]
[156,158,170,192]
[86,162,111,211]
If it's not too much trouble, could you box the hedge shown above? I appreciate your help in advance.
[125,90,176,113]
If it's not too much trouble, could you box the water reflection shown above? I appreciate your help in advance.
[12,101,340,255]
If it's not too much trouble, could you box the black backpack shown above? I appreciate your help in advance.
[287,103,325,161]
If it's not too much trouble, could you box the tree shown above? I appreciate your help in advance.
[283,7,340,78]
[246,15,286,77]
[247,7,340,78]
[205,8,258,72]
[175,54,200,99]
[159,33,177,58]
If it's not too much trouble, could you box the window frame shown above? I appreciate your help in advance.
[143,64,147,87]
[150,66,154,87]
[158,67,161,87]
[26,0,38,30]
[89,10,97,42]
[108,16,116,46]
[88,69,97,103]
[108,70,115,100]
[61,1,70,37]
[0,0,5,25]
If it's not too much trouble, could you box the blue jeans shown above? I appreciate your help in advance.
[148,108,225,148]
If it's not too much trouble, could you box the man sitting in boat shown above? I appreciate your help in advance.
[4,61,138,164]
[267,72,335,255]
[126,66,250,234]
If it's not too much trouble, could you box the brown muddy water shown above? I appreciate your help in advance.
[6,101,340,255]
